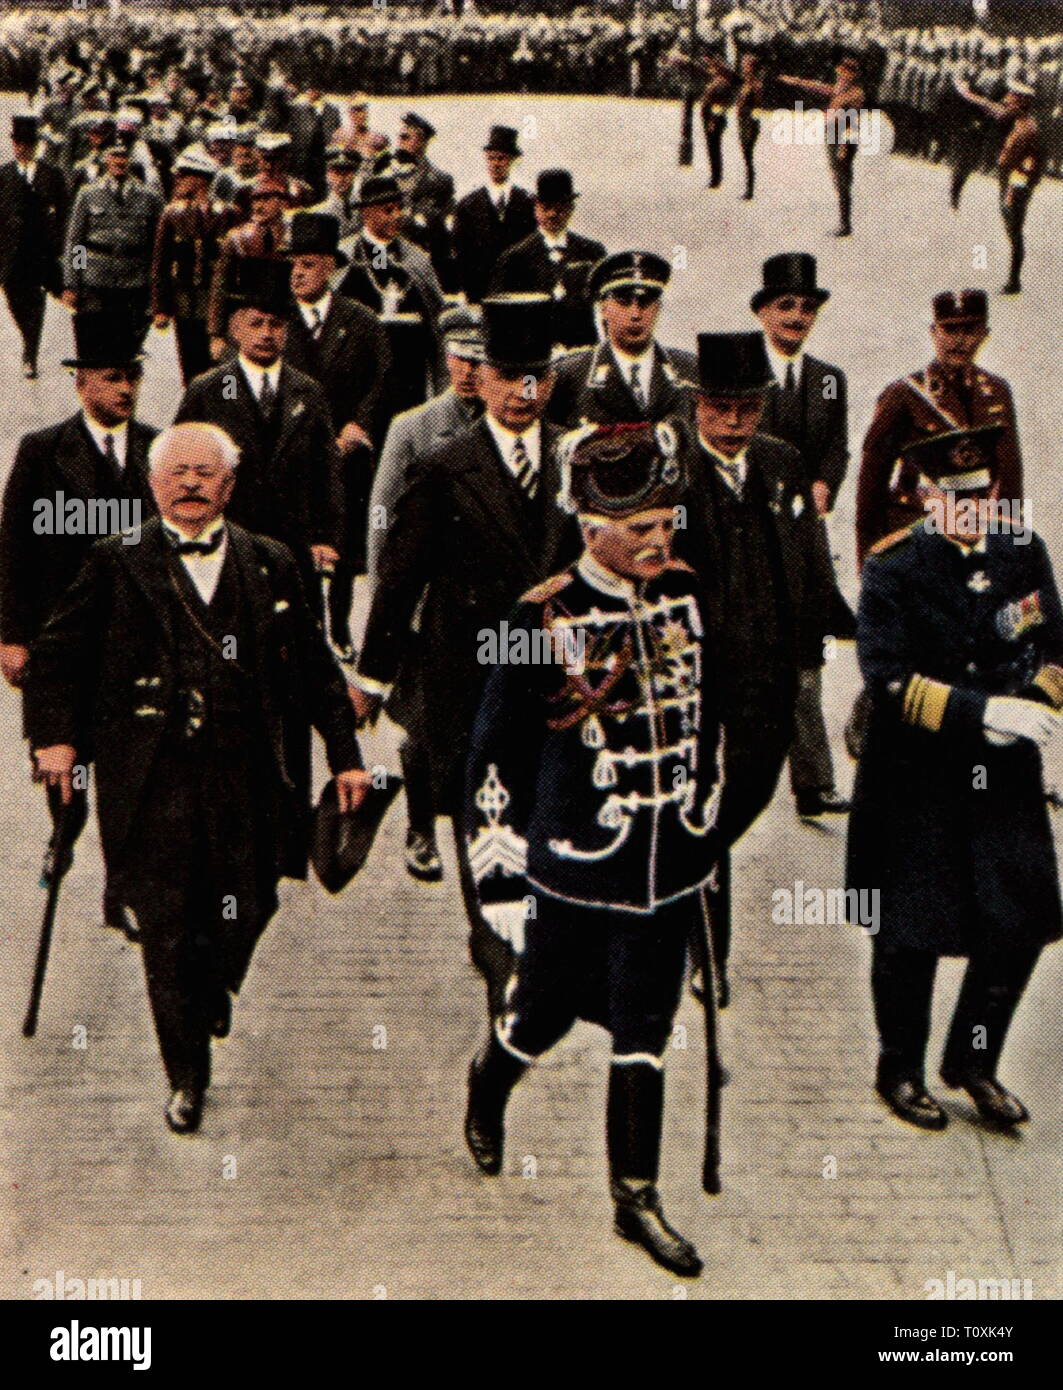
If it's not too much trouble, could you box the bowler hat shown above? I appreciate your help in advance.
[310,773,404,893]
[356,174,403,208]
[751,253,831,313]
[62,312,147,370]
[484,124,521,157]
[696,332,773,395]
[287,211,348,265]
[481,294,557,371]
[535,168,578,205]
[226,257,292,319]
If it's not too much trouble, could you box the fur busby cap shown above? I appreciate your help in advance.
[559,421,686,519]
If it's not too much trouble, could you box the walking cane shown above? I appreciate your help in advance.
[691,886,723,1195]
[23,801,75,1038]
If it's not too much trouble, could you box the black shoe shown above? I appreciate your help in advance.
[613,1182,703,1278]
[165,1087,203,1134]
[796,789,850,819]
[405,830,443,882]
[940,1072,1028,1126]
[833,225,853,238]
[103,892,140,943]
[1000,281,1022,295]
[22,359,37,380]
[464,1059,504,1175]
[876,1077,948,1130]
[210,991,232,1040]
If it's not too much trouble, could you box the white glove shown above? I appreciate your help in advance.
[481,902,527,954]
[984,696,1063,748]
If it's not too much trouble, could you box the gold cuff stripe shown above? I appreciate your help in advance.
[1033,665,1063,710]
[902,674,951,732]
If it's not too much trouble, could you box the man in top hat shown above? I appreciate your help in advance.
[752,252,853,819]
[151,147,237,387]
[490,169,607,349]
[207,174,291,353]
[337,174,445,423]
[548,250,695,430]
[175,256,342,601]
[351,295,577,1002]
[952,75,1043,293]
[678,331,808,999]
[0,312,156,935]
[309,148,360,241]
[24,421,369,1135]
[368,304,486,885]
[62,135,163,336]
[451,125,536,306]
[778,53,867,236]
[462,421,723,1279]
[0,112,69,379]
[848,423,1062,1132]
[284,210,391,654]
[856,290,1023,569]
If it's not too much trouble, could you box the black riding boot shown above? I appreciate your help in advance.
[464,1032,527,1175]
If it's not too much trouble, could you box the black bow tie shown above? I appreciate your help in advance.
[166,526,225,557]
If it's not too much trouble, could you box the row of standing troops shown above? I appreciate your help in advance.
[0,111,1060,1276]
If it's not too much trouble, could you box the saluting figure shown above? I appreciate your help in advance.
[463,423,723,1278]
[778,52,867,237]
[848,425,1062,1132]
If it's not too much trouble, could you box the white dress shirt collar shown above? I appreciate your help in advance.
[488,179,513,208]
[298,290,332,329]
[700,436,748,493]
[540,229,569,252]
[17,160,37,181]
[239,355,281,398]
[765,340,805,389]
[484,415,542,477]
[578,551,636,600]
[163,517,229,605]
[82,413,129,469]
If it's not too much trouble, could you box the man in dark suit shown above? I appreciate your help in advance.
[752,252,852,819]
[284,210,391,651]
[679,332,800,1002]
[490,169,606,349]
[1,312,156,933]
[451,125,536,307]
[547,250,695,429]
[174,256,343,600]
[0,112,69,378]
[350,295,576,1008]
[25,422,368,1135]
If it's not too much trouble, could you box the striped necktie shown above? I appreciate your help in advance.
[630,362,646,409]
[512,436,538,499]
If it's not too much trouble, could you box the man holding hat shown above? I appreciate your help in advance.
[0,311,156,936]
[548,250,695,429]
[451,125,536,306]
[62,136,163,337]
[151,147,236,386]
[856,290,1023,569]
[952,75,1043,293]
[752,251,853,819]
[0,112,69,379]
[24,421,368,1135]
[284,210,391,652]
[368,304,486,885]
[849,423,1062,1131]
[351,295,576,998]
[462,420,723,1277]
[490,169,606,349]
[175,256,343,600]
[337,173,445,422]
[207,173,291,352]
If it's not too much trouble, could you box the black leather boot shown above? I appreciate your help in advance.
[608,1061,702,1277]
[464,1034,527,1175]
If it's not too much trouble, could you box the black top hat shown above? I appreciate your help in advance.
[902,425,1004,491]
[484,124,521,157]
[696,332,773,395]
[356,174,404,208]
[751,253,831,313]
[933,289,989,323]
[561,421,687,519]
[226,256,293,319]
[535,169,578,205]
[589,250,671,301]
[287,211,348,265]
[11,112,39,142]
[402,111,436,139]
[481,294,557,371]
[62,312,147,370]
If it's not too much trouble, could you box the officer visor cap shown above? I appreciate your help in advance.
[902,425,1005,493]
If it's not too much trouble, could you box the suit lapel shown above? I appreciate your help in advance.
[226,523,276,670]
[270,366,311,461]
[455,421,536,566]
[55,417,103,498]
[121,521,178,652]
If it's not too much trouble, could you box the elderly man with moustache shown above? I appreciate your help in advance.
[25,422,369,1135]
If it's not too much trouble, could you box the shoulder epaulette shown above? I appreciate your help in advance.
[870,523,919,556]
[521,572,573,604]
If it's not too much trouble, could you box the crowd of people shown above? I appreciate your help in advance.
[0,3,1060,1282]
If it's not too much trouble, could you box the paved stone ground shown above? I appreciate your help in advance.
[0,94,1060,1301]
